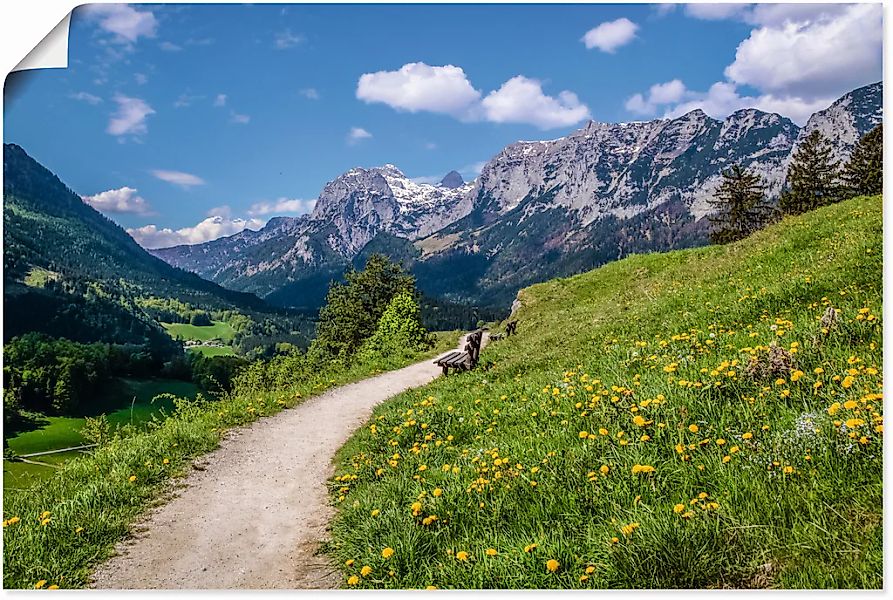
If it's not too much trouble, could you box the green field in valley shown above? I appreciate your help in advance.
[4,378,199,490]
[161,320,235,342]
[186,345,236,357]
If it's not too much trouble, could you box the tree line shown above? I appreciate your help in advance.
[708,124,882,244]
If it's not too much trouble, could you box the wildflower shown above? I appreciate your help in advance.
[35,580,47,589]
[673,503,685,513]
[599,465,610,475]
[48,585,59,590]
[426,585,437,590]
[360,565,373,577]
[432,488,443,497]
[486,548,498,556]
[371,509,380,517]
[411,501,423,516]
[842,376,856,389]
[632,415,646,427]
[716,438,726,446]
[579,431,589,439]
[742,432,753,440]
[347,575,360,586]
[631,464,655,475]
[846,418,866,428]
[382,547,395,559]
[611,536,619,544]
[599,428,609,436]
[546,559,561,573]
[75,526,84,533]
[783,466,794,474]
[524,544,538,553]
[586,566,596,574]
[456,551,469,562]
[688,424,699,433]
[128,475,137,483]
[843,400,858,410]
[345,559,355,567]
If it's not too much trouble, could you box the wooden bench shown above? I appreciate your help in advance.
[435,329,484,375]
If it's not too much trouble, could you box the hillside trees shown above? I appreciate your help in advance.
[359,291,433,362]
[312,254,418,360]
[842,124,882,197]
[707,165,773,244]
[779,130,842,215]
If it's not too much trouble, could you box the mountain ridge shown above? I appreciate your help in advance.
[150,81,882,309]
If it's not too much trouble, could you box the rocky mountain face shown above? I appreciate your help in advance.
[153,81,882,310]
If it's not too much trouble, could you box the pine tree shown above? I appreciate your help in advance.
[842,124,882,197]
[779,130,841,215]
[707,164,772,245]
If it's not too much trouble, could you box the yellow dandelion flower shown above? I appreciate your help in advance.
[546,559,560,573]
[673,503,685,513]
[432,488,443,497]
[382,547,395,559]
[347,575,360,586]
[371,509,380,517]
[742,432,753,440]
[345,559,355,567]
[688,424,699,433]
[360,565,373,577]
[456,551,469,562]
[128,475,137,483]
[579,431,589,439]
[35,580,47,589]
[486,548,498,556]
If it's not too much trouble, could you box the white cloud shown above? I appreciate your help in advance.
[481,76,590,130]
[347,127,373,145]
[82,187,153,215]
[274,29,305,49]
[229,111,251,124]
[151,169,206,187]
[247,197,316,217]
[660,81,832,126]
[174,93,202,108]
[159,41,182,52]
[206,205,232,218]
[299,88,320,100]
[357,62,590,130]
[684,3,749,21]
[625,79,687,115]
[213,93,227,107]
[80,4,157,44]
[70,91,102,105]
[357,63,481,117]
[630,4,880,126]
[581,18,639,53]
[134,73,148,86]
[107,94,154,137]
[724,3,882,99]
[128,216,264,249]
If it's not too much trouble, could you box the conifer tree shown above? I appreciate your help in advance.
[842,124,882,197]
[779,130,841,215]
[707,164,772,244]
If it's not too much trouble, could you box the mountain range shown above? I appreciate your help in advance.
[151,81,880,310]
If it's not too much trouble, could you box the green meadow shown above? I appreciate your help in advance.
[161,320,236,342]
[327,196,882,589]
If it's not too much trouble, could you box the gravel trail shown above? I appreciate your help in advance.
[91,334,481,589]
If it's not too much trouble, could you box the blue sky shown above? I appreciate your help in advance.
[3,3,882,248]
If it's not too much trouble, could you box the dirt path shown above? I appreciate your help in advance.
[91,334,483,590]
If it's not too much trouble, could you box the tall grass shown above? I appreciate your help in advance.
[328,196,882,589]
[2,332,459,589]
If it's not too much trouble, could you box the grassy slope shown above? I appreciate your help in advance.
[329,196,882,589]
[2,333,460,589]
[161,321,236,342]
